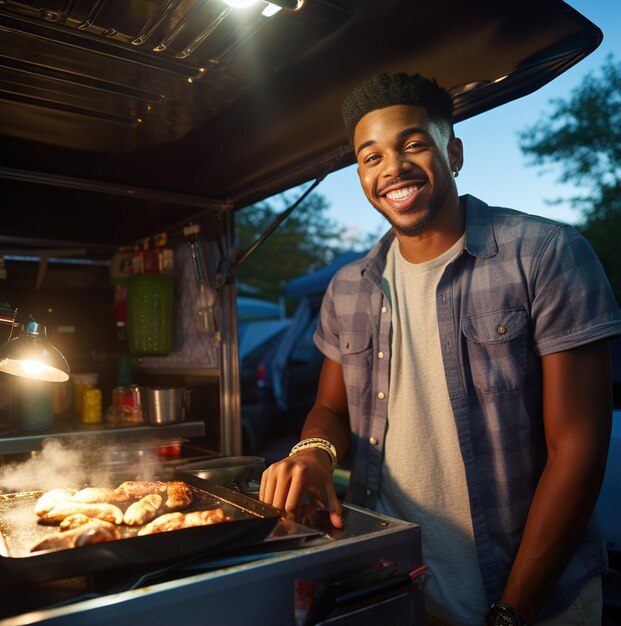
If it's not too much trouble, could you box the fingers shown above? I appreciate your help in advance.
[325,485,344,529]
[260,459,298,513]
[259,462,277,505]
[258,450,344,527]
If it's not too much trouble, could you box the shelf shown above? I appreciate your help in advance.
[0,420,206,455]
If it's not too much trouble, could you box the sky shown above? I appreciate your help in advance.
[312,0,621,243]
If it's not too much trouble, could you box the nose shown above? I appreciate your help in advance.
[383,151,412,177]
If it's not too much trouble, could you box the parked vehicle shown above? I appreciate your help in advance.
[237,296,289,362]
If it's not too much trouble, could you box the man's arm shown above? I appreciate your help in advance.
[497,340,612,623]
[259,357,350,528]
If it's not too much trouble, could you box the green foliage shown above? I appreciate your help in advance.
[518,54,621,301]
[234,191,347,302]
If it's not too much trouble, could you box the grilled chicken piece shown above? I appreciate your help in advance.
[73,487,125,503]
[30,519,121,553]
[137,512,184,535]
[182,509,229,527]
[113,481,168,500]
[114,480,193,510]
[34,488,77,518]
[59,513,92,530]
[137,508,229,535]
[123,493,164,526]
[43,502,124,525]
[164,481,193,510]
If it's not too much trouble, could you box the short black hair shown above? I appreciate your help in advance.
[341,72,454,146]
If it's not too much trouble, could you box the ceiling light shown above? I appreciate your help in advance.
[262,3,282,17]
[222,0,259,8]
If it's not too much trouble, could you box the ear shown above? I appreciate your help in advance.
[448,137,464,174]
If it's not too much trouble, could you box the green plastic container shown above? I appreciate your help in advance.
[126,270,173,356]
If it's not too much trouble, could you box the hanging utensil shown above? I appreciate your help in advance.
[184,224,219,339]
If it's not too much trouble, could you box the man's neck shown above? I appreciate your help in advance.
[395,196,465,264]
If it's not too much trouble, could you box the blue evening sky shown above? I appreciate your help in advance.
[312,0,621,243]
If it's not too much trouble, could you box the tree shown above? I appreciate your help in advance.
[518,54,621,300]
[234,191,347,302]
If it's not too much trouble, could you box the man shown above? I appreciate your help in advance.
[259,72,621,625]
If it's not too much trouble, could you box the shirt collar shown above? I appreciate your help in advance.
[360,194,498,283]
[461,194,498,258]
[360,194,498,282]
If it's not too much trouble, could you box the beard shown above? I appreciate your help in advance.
[370,193,441,237]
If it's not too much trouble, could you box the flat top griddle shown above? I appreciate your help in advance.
[0,475,282,584]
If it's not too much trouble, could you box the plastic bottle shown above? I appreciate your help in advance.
[126,250,174,356]
[72,372,99,419]
[81,386,102,424]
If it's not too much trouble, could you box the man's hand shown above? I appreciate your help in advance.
[259,447,344,528]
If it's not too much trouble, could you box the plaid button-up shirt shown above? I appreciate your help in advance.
[314,194,621,617]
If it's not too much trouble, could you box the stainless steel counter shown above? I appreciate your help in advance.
[0,504,425,625]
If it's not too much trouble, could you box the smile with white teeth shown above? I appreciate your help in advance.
[385,185,418,201]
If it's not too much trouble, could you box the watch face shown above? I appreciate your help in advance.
[488,605,520,626]
[494,612,517,626]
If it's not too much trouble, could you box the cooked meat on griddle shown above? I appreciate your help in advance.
[73,487,125,503]
[113,480,193,510]
[114,481,168,500]
[123,493,164,526]
[43,502,124,525]
[137,511,184,535]
[59,513,92,530]
[30,519,121,553]
[33,480,194,532]
[137,508,230,535]
[34,488,76,518]
[183,509,229,527]
[164,481,193,510]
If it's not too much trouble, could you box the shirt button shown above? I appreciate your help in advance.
[381,306,387,313]
[366,489,372,496]
[378,351,384,359]
[369,437,378,445]
[496,324,507,335]
[377,392,385,399]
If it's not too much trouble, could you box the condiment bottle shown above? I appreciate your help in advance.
[71,372,98,420]
[82,386,102,424]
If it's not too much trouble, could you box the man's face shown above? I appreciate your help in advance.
[354,104,462,238]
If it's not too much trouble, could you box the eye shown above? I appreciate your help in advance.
[405,140,426,151]
[362,152,381,165]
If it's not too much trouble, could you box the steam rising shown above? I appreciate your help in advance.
[0,437,164,493]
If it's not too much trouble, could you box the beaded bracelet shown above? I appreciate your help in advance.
[289,437,337,470]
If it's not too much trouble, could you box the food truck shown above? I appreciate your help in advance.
[0,0,603,623]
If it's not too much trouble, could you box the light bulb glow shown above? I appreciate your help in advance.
[19,360,48,376]
[0,358,69,382]
[222,0,259,8]
[262,3,282,16]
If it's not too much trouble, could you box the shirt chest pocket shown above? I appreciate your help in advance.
[462,308,529,393]
[339,331,372,387]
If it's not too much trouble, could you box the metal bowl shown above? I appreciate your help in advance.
[137,386,190,425]
[176,456,265,491]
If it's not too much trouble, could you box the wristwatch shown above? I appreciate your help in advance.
[485,603,526,626]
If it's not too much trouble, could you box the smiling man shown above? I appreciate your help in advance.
[260,72,621,625]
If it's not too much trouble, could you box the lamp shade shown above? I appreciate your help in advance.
[0,319,70,382]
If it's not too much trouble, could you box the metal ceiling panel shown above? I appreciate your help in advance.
[0,0,603,249]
